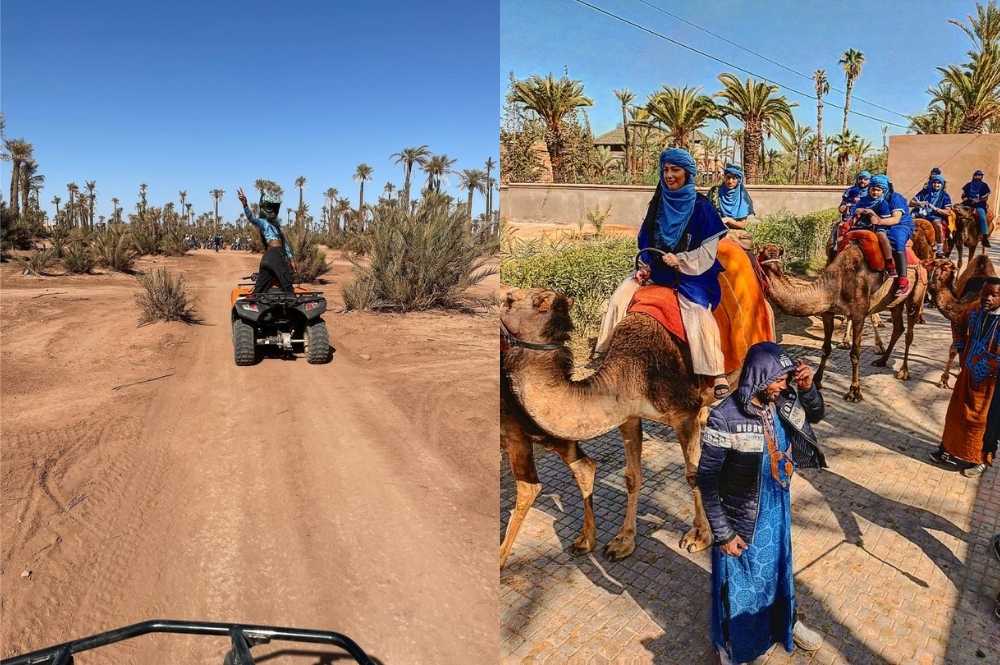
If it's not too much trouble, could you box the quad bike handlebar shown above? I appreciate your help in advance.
[0,619,375,665]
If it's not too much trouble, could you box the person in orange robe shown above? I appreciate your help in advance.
[931,277,1000,477]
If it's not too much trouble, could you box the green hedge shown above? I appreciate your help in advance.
[747,208,839,273]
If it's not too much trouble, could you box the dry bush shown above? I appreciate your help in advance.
[93,224,138,272]
[284,227,331,283]
[62,241,95,273]
[135,268,199,324]
[17,248,58,276]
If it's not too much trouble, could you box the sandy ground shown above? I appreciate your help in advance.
[0,249,499,664]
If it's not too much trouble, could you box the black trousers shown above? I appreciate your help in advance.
[254,246,294,293]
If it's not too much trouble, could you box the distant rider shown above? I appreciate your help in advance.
[961,169,992,248]
[237,187,296,293]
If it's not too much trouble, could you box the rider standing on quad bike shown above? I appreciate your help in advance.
[237,187,296,293]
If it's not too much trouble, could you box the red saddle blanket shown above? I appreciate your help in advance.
[836,229,919,271]
[626,236,775,374]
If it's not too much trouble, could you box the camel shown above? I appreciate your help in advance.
[926,255,997,388]
[951,204,996,270]
[758,241,927,402]
[499,287,726,568]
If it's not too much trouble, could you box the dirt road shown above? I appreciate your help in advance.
[1,250,498,664]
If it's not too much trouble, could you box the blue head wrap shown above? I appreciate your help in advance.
[868,174,890,204]
[718,163,751,218]
[930,174,945,185]
[857,170,872,183]
[974,169,985,177]
[656,148,698,248]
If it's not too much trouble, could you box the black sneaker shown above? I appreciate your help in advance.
[984,236,992,248]
[929,450,958,466]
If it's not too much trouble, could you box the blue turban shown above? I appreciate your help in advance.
[868,174,890,203]
[718,163,751,218]
[656,148,698,249]
[930,174,945,185]
[857,170,872,182]
[974,169,985,176]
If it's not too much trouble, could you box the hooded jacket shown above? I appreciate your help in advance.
[696,343,827,546]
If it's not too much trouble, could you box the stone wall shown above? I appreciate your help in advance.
[887,134,1000,216]
[500,182,846,228]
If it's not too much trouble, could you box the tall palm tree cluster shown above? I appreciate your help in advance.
[912,1,1000,133]
[503,47,888,187]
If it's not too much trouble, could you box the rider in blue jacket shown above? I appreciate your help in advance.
[237,187,295,293]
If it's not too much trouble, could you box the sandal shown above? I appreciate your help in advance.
[712,380,731,402]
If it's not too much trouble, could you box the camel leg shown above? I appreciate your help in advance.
[604,417,643,561]
[499,426,542,569]
[895,300,919,381]
[839,316,851,349]
[815,312,835,389]
[872,305,904,368]
[675,413,712,553]
[550,440,597,555]
[844,315,865,402]
[939,344,957,389]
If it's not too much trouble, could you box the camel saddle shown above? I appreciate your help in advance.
[836,229,919,272]
[627,236,776,374]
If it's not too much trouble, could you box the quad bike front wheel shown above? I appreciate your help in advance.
[233,318,257,366]
[304,320,332,364]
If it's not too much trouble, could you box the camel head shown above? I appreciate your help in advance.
[926,258,957,297]
[756,244,785,277]
[498,287,574,349]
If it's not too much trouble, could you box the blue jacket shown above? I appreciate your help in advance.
[244,204,293,260]
[696,343,827,546]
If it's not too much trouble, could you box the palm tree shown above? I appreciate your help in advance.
[937,60,1000,132]
[210,188,225,225]
[295,176,306,210]
[813,69,829,180]
[645,86,721,150]
[111,197,121,223]
[508,73,593,182]
[19,159,40,214]
[353,163,373,228]
[323,187,339,234]
[185,202,193,225]
[391,145,431,203]
[614,88,635,177]
[715,74,795,184]
[179,190,187,214]
[421,154,456,194]
[484,156,496,224]
[775,121,813,184]
[84,180,96,229]
[51,195,61,218]
[138,183,148,215]
[4,138,32,218]
[851,137,873,170]
[458,169,486,223]
[829,130,859,183]
[838,49,866,134]
[66,182,79,227]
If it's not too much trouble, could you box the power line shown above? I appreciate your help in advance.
[568,0,912,129]
[634,0,913,120]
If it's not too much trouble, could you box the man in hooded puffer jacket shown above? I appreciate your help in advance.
[697,342,828,665]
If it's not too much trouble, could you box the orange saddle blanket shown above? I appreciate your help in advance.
[837,229,919,272]
[626,236,775,374]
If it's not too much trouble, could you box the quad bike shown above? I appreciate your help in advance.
[0,619,375,664]
[230,273,332,365]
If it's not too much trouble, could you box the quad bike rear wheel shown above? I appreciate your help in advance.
[233,318,257,366]
[305,320,332,364]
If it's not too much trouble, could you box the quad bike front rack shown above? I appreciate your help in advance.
[0,619,375,665]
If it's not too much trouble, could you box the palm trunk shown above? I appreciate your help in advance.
[9,161,20,218]
[403,164,412,204]
[743,123,763,184]
[621,105,630,179]
[545,122,565,183]
[358,183,365,231]
[21,175,30,216]
[842,79,854,134]
[467,188,474,224]
[214,199,219,225]
[794,149,801,185]
[816,99,825,182]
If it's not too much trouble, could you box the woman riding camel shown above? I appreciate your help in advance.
[910,174,952,258]
[707,164,755,250]
[832,170,871,249]
[593,148,730,400]
[851,174,914,298]
[961,169,992,248]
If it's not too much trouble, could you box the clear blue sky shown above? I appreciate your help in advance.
[2,0,499,222]
[502,0,976,146]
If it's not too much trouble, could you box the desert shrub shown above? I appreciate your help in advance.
[748,208,839,274]
[93,224,138,272]
[135,268,198,324]
[501,234,635,337]
[131,220,161,255]
[16,248,58,276]
[62,241,95,273]
[284,227,331,283]
[158,225,188,256]
[343,198,497,311]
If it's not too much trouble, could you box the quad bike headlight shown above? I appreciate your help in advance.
[240,301,259,312]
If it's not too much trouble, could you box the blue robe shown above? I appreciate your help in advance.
[872,192,914,251]
[711,407,796,663]
[637,193,727,308]
[962,180,991,209]
[913,188,951,221]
